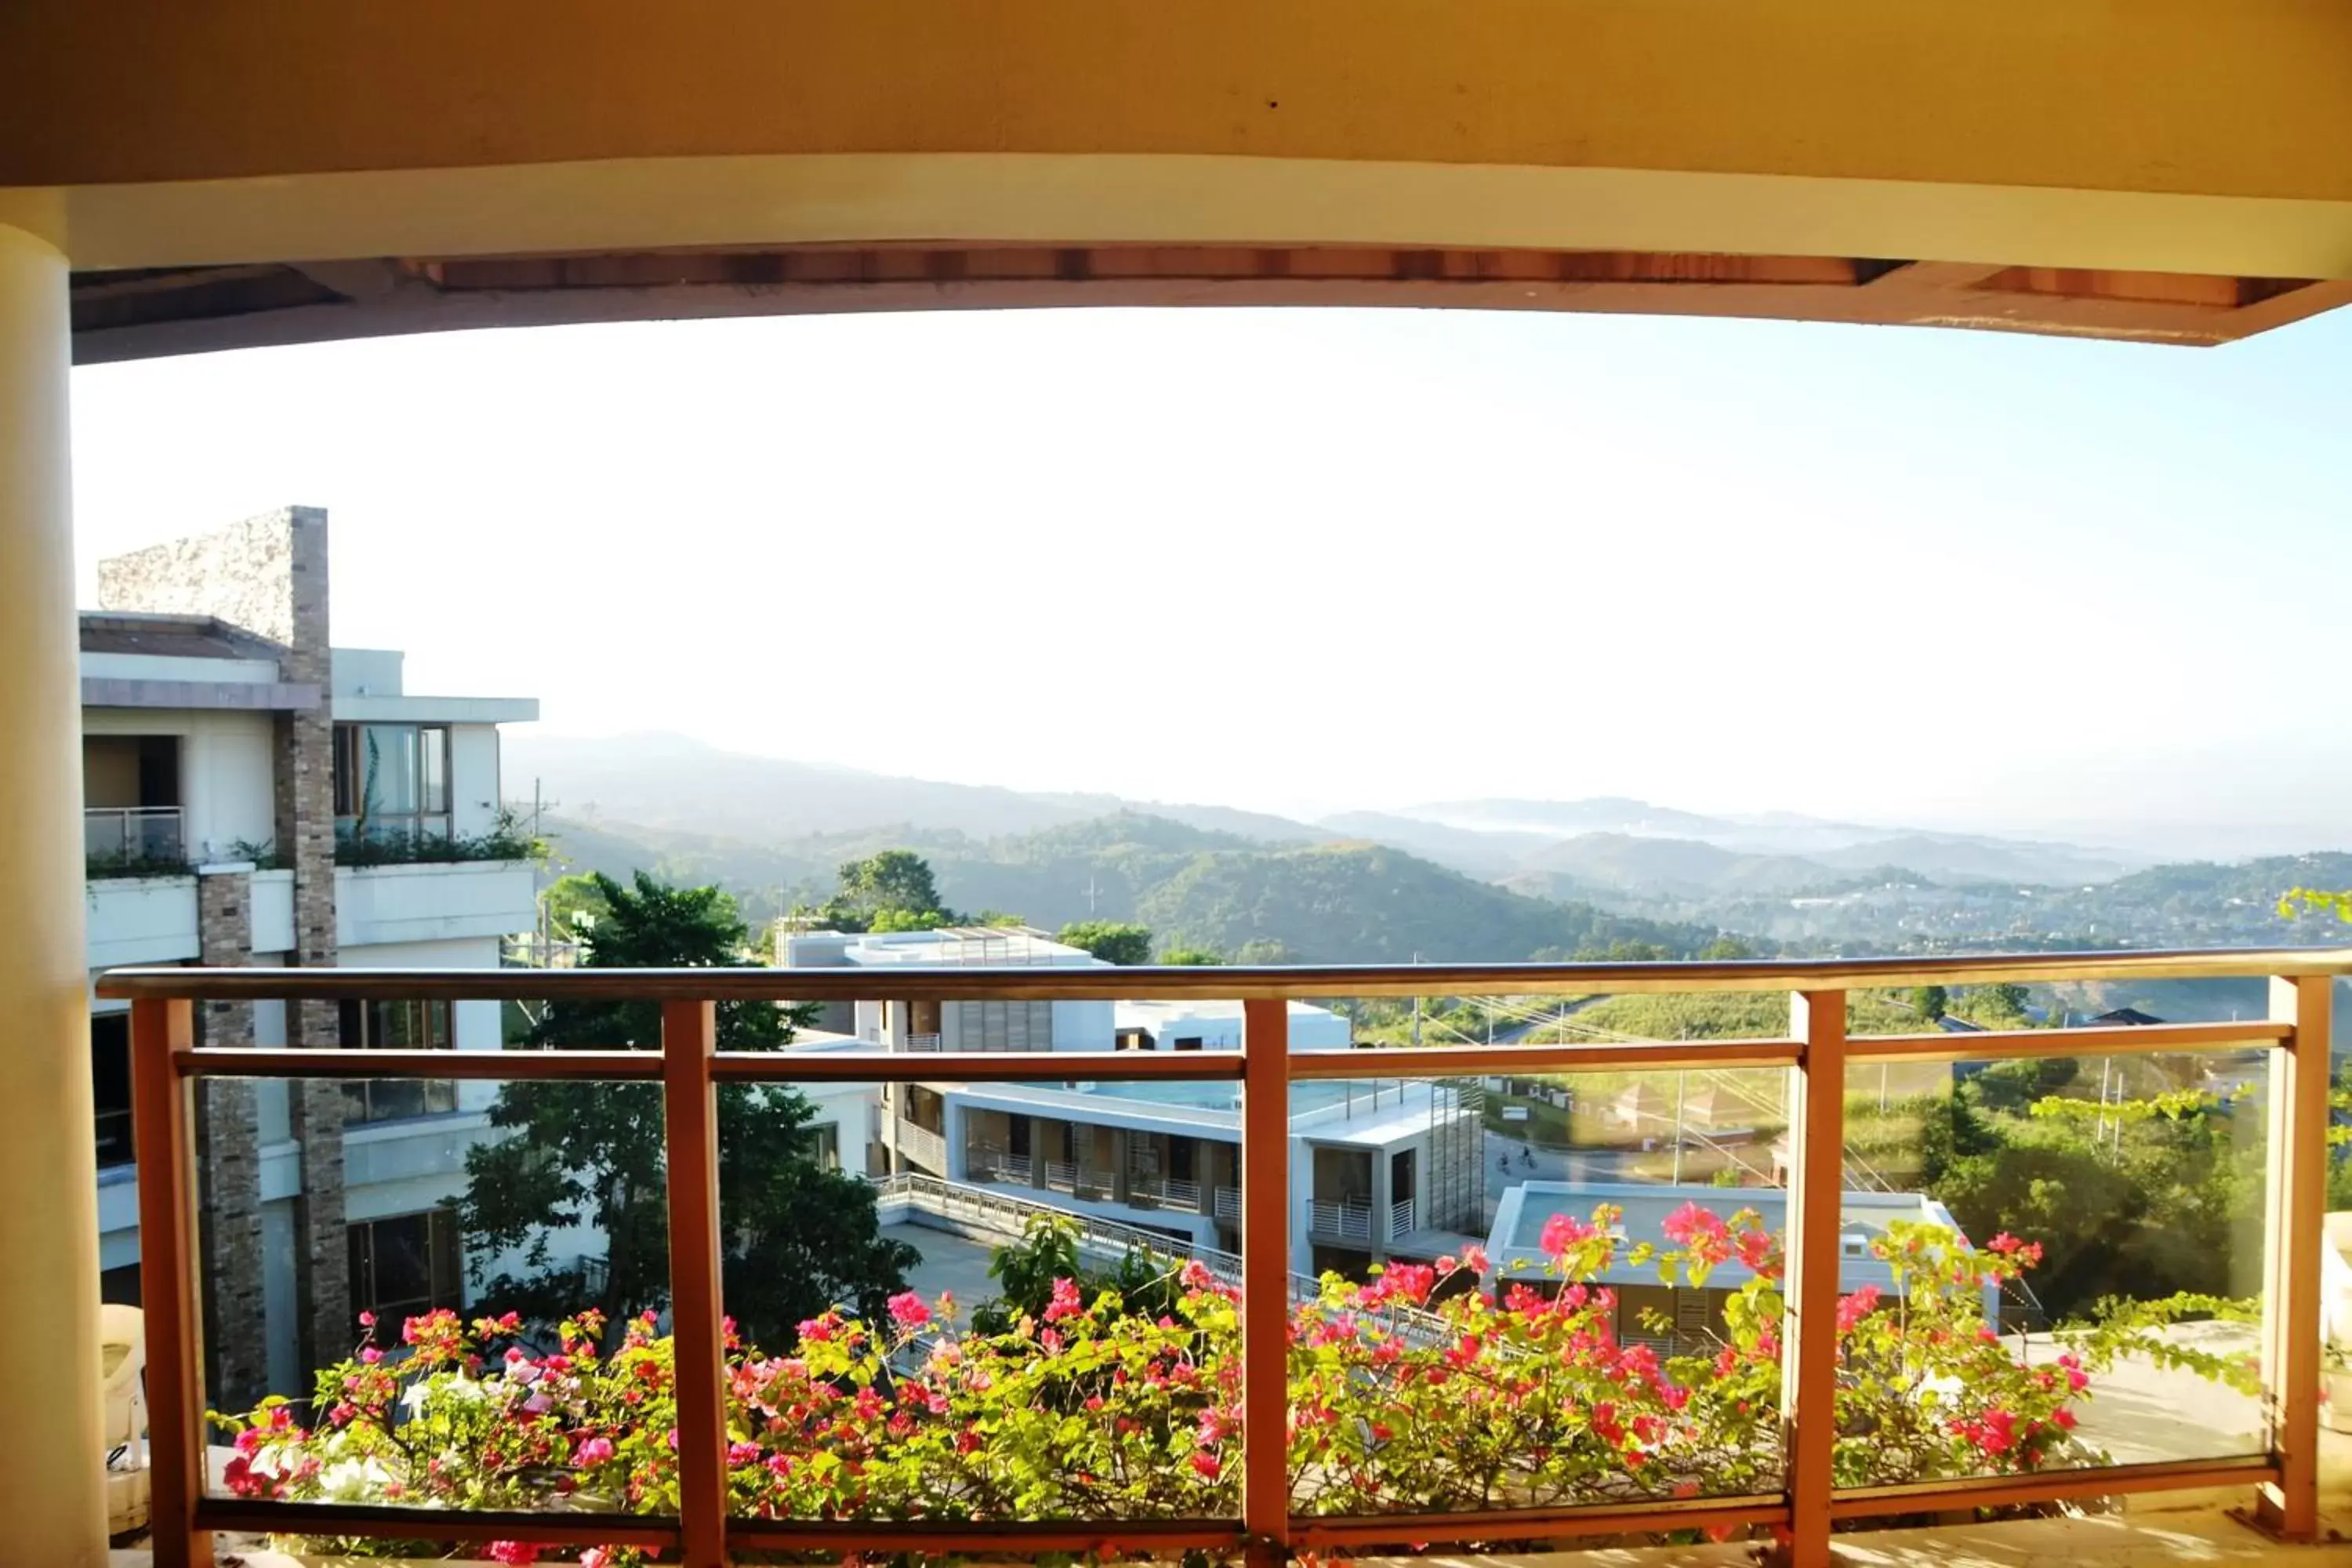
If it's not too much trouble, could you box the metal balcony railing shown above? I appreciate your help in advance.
[95,946,2350,1568]
[893,1115,947,1174]
[963,1142,1032,1185]
[1390,1196,1417,1240]
[1308,1195,1374,1242]
[85,804,184,866]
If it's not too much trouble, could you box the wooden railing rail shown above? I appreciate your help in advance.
[99,946,2348,1568]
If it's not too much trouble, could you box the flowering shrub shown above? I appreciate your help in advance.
[216,1211,2215,1563]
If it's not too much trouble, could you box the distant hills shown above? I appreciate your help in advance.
[510,734,2140,896]
[510,734,2352,980]
[505,732,1319,845]
[536,808,1722,965]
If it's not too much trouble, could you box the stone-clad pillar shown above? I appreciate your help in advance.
[196,867,269,1409]
[0,218,107,1566]
[272,513,353,1375]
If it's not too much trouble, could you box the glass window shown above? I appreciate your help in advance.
[339,999,459,1124]
[347,1208,465,1330]
[810,1123,841,1171]
[334,722,454,844]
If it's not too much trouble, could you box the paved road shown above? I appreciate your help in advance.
[1485,993,1613,1046]
[1478,1128,1647,1229]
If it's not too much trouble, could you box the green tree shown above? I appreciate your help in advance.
[540,872,612,938]
[1160,947,1225,966]
[1910,984,1948,1022]
[819,850,956,932]
[463,871,915,1342]
[1698,936,1755,960]
[1232,938,1297,966]
[1970,982,2032,1021]
[1056,920,1153,965]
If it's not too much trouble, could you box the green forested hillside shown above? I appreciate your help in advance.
[539,811,1722,964]
[1131,840,1719,963]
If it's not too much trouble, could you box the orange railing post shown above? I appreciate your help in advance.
[1777,989,1847,1568]
[2259,974,2332,1538]
[1241,997,1292,1568]
[132,995,215,1568]
[662,999,729,1567]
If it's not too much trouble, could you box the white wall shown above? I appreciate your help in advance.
[336,935,504,1112]
[84,707,278,862]
[85,877,198,967]
[337,861,535,947]
[1052,999,1116,1051]
[448,723,503,837]
[249,869,294,951]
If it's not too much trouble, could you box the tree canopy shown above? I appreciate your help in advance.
[815,850,961,932]
[463,870,915,1341]
[1055,920,1153,965]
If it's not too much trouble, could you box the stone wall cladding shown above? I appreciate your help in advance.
[195,869,268,1410]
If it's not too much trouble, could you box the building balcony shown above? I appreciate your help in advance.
[84,804,184,873]
[90,948,2352,1567]
[892,1115,947,1174]
[333,858,535,947]
[962,1143,1032,1185]
[1308,1195,1375,1243]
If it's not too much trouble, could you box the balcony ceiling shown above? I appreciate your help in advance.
[5,0,2350,358]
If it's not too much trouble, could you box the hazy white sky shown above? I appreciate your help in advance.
[67,306,2352,853]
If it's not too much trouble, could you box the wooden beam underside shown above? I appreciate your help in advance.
[70,244,2352,361]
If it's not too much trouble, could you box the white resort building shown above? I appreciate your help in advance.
[779,925,1487,1276]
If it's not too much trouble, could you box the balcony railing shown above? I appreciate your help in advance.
[96,945,2350,1568]
[1308,1195,1374,1242]
[963,1142,1032,1185]
[1214,1183,1242,1222]
[893,1114,947,1174]
[1390,1196,1417,1240]
[85,804,184,868]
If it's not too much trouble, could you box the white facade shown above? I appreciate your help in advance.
[85,628,538,1387]
[779,927,1483,1271]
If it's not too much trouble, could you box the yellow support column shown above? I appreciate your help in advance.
[0,220,107,1564]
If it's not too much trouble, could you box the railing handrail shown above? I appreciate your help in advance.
[111,953,2343,1568]
[85,803,183,819]
[91,945,2352,1002]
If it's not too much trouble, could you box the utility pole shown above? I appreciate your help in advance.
[1410,952,1422,1047]
[1671,1065,1687,1184]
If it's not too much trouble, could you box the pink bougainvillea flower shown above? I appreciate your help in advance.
[1835,1284,1883,1332]
[486,1543,542,1566]
[574,1436,615,1467]
[1191,1450,1221,1480]
[1540,1211,1598,1258]
[887,1290,931,1330]
[1045,1277,1085,1322]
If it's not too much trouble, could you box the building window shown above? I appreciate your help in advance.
[339,998,459,1123]
[333,722,452,844]
[92,1013,132,1168]
[347,1208,464,1330]
[810,1123,841,1171]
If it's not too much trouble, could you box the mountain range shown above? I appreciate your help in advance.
[508,732,2139,895]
